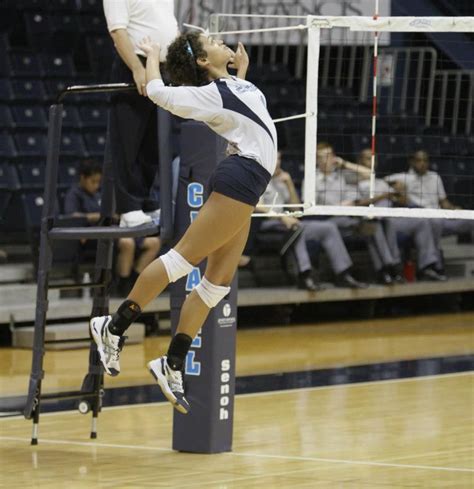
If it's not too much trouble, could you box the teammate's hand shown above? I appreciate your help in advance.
[138,36,160,58]
[133,65,147,96]
[228,42,249,71]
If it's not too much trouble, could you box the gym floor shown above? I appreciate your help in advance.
[0,312,473,488]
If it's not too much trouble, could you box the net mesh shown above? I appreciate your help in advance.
[209,12,474,219]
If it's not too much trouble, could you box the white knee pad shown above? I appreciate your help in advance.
[160,248,194,283]
[195,277,231,308]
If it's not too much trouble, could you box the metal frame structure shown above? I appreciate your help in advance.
[23,84,173,445]
[431,69,474,135]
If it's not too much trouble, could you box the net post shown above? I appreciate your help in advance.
[209,13,220,37]
[303,16,320,208]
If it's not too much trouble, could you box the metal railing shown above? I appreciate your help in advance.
[430,69,474,135]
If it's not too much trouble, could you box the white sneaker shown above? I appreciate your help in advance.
[119,210,152,228]
[147,356,190,414]
[90,315,125,376]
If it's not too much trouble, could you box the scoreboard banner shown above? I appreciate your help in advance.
[176,0,391,45]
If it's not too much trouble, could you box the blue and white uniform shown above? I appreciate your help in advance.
[147,76,277,174]
[147,76,277,205]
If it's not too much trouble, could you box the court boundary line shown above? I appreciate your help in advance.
[0,435,472,474]
[0,370,472,420]
[380,446,474,463]
[236,370,474,399]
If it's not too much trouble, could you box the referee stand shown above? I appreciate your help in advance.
[23,84,174,445]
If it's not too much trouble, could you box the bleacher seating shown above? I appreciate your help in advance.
[14,133,48,157]
[0,163,20,219]
[0,134,17,159]
[49,0,78,11]
[39,53,76,78]
[0,78,13,101]
[79,105,108,128]
[60,106,81,129]
[84,132,106,156]
[24,12,53,50]
[60,132,87,156]
[58,162,78,188]
[0,4,472,303]
[12,105,48,129]
[0,104,14,128]
[10,79,47,102]
[17,162,45,190]
[8,51,43,77]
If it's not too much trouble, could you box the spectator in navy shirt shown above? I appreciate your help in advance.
[64,160,161,296]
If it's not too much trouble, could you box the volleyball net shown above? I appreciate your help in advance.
[208,13,474,220]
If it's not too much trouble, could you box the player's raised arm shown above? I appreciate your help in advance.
[138,36,163,83]
[138,35,224,122]
[228,42,249,80]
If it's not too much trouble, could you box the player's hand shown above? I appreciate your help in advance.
[281,216,300,230]
[390,181,406,193]
[333,156,345,169]
[228,42,249,71]
[138,36,160,59]
[132,65,147,96]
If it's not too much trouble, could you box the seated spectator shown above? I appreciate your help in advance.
[257,151,367,290]
[63,160,161,296]
[356,149,446,281]
[314,142,401,284]
[385,150,474,271]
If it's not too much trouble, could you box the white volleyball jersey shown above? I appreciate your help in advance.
[103,0,178,60]
[147,76,278,175]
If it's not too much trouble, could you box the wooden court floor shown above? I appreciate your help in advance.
[0,312,473,488]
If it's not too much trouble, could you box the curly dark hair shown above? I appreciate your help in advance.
[165,32,209,86]
[79,159,102,177]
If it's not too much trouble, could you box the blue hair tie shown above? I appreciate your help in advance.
[185,40,195,59]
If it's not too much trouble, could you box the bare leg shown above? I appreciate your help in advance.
[116,238,135,277]
[175,219,251,339]
[128,192,254,309]
[135,237,161,273]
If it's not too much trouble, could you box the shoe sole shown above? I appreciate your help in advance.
[147,361,189,414]
[90,317,117,377]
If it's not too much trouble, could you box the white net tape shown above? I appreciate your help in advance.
[209,14,474,220]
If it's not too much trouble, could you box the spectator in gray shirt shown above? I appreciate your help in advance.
[258,151,367,290]
[314,142,402,284]
[356,149,446,281]
[386,150,474,271]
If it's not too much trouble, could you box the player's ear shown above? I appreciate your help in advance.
[196,56,210,68]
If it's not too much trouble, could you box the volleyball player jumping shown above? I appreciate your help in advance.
[90,32,277,414]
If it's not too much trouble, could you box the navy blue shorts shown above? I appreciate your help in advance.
[208,155,272,206]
